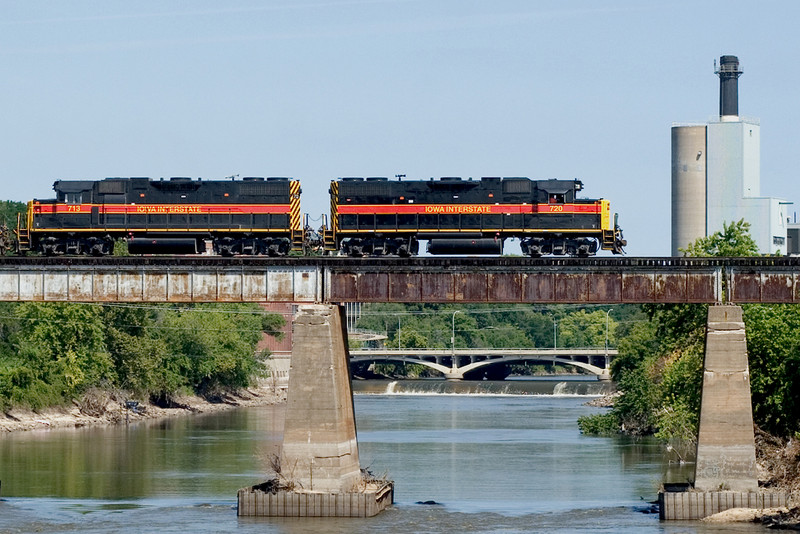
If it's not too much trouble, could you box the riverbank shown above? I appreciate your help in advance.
[0,383,286,433]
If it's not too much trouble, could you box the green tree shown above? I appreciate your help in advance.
[154,304,267,396]
[14,303,115,394]
[0,200,26,229]
[0,301,284,410]
[582,220,785,441]
[558,310,616,348]
[742,304,800,436]
[680,219,759,257]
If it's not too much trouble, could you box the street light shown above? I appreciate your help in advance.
[451,310,462,355]
[605,308,613,354]
[552,317,557,349]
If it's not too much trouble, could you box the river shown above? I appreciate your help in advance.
[0,378,769,533]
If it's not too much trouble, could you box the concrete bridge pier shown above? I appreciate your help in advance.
[444,369,464,380]
[660,304,787,520]
[238,304,393,517]
[693,305,757,492]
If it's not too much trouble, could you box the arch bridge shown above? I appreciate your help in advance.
[349,347,617,380]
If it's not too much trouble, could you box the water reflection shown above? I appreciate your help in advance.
[0,408,285,498]
[0,380,748,533]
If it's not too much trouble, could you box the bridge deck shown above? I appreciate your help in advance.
[349,348,618,357]
[0,256,797,303]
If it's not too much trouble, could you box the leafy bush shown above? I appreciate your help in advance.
[578,412,619,436]
[0,301,282,410]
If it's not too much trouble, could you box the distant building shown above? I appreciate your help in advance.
[257,302,294,388]
[787,221,800,255]
[671,55,789,255]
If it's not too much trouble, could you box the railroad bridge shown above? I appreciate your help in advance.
[1,255,795,516]
[0,256,799,304]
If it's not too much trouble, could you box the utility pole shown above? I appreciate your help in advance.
[451,310,462,355]
[552,317,557,349]
[605,308,613,354]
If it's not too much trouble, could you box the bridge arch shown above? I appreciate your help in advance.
[352,355,453,378]
[455,356,607,380]
[350,354,609,380]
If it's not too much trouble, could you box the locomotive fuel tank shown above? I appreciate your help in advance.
[426,238,503,255]
[127,237,200,254]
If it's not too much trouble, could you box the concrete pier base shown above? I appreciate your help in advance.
[660,305,789,520]
[659,490,787,520]
[237,482,393,518]
[238,304,393,518]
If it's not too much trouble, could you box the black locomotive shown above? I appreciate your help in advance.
[14,175,624,257]
[17,177,302,256]
[329,176,625,256]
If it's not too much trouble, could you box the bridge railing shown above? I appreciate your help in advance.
[349,347,616,352]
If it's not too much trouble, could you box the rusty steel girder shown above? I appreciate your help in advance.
[325,266,722,304]
[4,256,800,304]
[727,268,797,303]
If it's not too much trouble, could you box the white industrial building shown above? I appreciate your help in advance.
[671,55,789,256]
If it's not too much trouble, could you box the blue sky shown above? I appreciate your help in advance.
[2,0,798,256]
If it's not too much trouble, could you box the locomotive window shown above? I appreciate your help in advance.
[549,194,565,204]
[66,193,82,204]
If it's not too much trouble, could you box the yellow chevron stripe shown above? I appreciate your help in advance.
[330,181,339,234]
[290,180,302,230]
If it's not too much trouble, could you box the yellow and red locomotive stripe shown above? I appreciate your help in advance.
[33,203,292,215]
[336,203,603,215]
[332,199,615,237]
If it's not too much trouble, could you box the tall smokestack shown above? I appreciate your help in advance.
[715,55,743,121]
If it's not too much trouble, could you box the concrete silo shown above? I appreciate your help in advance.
[671,125,707,255]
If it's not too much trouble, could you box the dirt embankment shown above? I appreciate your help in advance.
[751,428,800,528]
[756,427,800,495]
[0,385,286,433]
[690,428,800,527]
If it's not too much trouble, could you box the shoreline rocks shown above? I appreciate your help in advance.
[0,384,286,433]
